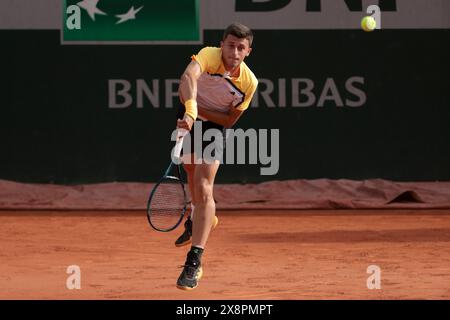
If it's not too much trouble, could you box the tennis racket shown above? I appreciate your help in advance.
[146,130,188,232]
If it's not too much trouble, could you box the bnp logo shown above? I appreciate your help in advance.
[62,0,200,44]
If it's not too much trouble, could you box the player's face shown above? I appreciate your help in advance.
[221,35,252,71]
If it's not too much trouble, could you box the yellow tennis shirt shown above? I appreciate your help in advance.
[191,47,258,116]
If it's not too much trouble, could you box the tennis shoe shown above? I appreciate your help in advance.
[176,252,203,290]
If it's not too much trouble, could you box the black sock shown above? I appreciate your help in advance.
[189,246,204,262]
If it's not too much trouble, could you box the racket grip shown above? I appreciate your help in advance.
[173,136,184,159]
[173,129,187,159]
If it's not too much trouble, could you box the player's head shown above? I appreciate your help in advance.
[221,22,253,70]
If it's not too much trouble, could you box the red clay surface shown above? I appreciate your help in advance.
[0,210,449,300]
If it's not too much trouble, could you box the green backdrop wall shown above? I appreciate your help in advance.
[1,29,449,183]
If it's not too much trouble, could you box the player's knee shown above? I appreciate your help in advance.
[194,180,214,204]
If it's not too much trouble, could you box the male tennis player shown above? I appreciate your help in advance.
[174,22,258,290]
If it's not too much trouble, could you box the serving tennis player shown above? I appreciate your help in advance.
[174,22,258,290]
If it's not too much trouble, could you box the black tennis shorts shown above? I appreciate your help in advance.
[176,103,227,160]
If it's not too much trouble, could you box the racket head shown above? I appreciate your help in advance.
[146,167,187,232]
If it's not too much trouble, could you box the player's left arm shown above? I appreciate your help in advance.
[198,107,243,129]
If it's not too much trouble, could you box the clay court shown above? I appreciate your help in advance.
[1,209,449,300]
[1,0,450,303]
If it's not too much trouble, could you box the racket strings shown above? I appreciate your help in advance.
[149,178,186,230]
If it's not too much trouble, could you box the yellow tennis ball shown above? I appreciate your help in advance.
[361,16,377,32]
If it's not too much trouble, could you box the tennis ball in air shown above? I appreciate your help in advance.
[361,16,377,32]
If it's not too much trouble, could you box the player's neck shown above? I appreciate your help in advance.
[224,64,240,78]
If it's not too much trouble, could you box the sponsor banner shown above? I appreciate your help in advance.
[0,0,449,33]
[106,77,367,110]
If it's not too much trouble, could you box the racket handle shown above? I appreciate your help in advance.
[173,129,187,159]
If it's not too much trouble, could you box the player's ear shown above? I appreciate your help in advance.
[220,40,224,48]
[246,47,252,57]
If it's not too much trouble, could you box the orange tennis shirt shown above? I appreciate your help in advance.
[191,47,258,118]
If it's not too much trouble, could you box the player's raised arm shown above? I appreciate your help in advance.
[177,60,202,131]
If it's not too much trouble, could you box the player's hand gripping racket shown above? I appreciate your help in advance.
[147,130,188,232]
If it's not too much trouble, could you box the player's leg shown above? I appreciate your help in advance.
[174,123,220,247]
[184,162,197,212]
[176,160,220,290]
[174,159,196,247]
[191,160,220,247]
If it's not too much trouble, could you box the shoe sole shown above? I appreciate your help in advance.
[176,267,203,291]
[175,216,219,248]
[175,239,191,247]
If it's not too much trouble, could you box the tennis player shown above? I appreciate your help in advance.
[174,22,258,290]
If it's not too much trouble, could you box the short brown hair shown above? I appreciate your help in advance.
[223,22,253,47]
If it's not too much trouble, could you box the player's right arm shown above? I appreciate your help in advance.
[177,61,202,131]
